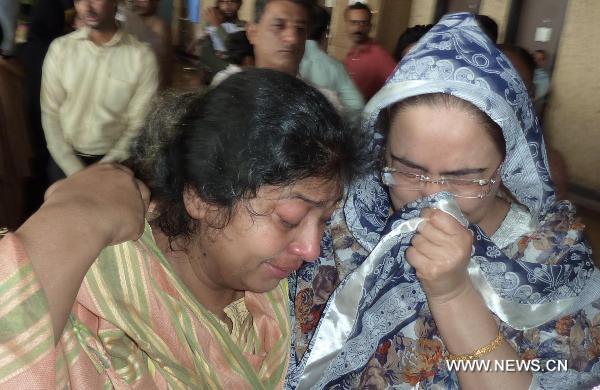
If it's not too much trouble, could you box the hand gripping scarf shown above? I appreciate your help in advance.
[287,13,600,389]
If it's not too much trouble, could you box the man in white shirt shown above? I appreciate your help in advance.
[204,0,246,53]
[41,0,158,180]
[213,0,344,113]
[299,5,364,126]
[191,0,246,77]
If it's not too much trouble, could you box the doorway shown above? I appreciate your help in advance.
[504,0,568,73]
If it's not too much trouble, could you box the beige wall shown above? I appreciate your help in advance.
[376,0,412,54]
[408,0,436,25]
[544,0,600,193]
[327,0,355,61]
[238,0,257,22]
[404,0,511,36]
[478,0,511,42]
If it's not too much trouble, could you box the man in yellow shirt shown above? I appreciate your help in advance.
[41,0,158,180]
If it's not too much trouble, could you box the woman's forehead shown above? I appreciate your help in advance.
[258,179,343,206]
[389,100,505,156]
[390,104,485,137]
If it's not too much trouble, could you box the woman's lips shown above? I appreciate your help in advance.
[264,261,302,279]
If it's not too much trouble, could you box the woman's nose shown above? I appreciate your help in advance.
[288,221,323,262]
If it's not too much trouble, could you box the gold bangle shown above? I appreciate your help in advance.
[446,330,504,361]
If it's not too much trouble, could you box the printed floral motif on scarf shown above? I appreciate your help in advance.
[287,13,600,390]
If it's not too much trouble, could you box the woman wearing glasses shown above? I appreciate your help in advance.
[289,13,600,389]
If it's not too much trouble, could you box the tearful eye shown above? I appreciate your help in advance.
[281,220,299,230]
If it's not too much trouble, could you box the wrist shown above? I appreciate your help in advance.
[41,195,114,249]
[426,278,476,306]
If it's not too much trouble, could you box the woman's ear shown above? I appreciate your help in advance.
[183,186,228,230]
[183,186,207,220]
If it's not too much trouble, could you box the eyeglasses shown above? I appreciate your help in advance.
[349,20,370,26]
[381,163,502,199]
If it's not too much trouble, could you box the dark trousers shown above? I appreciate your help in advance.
[47,152,104,184]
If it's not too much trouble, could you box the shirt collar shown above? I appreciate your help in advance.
[72,26,125,47]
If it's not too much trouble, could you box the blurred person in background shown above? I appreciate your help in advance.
[245,0,344,114]
[41,0,158,181]
[209,30,253,86]
[203,0,246,52]
[500,44,568,200]
[0,0,18,56]
[189,0,246,82]
[122,0,173,88]
[533,49,551,116]
[475,14,498,43]
[343,2,395,101]
[0,16,34,229]
[247,0,309,76]
[300,4,364,127]
[393,24,432,62]
[16,0,71,212]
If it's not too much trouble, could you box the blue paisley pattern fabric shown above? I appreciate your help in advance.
[287,13,600,389]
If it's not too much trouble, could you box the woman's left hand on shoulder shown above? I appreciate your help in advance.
[406,208,473,304]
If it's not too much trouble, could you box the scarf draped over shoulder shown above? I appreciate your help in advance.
[287,13,600,390]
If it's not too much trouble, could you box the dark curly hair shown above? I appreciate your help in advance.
[132,68,369,240]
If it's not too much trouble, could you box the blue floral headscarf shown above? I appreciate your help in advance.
[347,12,553,246]
[287,13,599,390]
